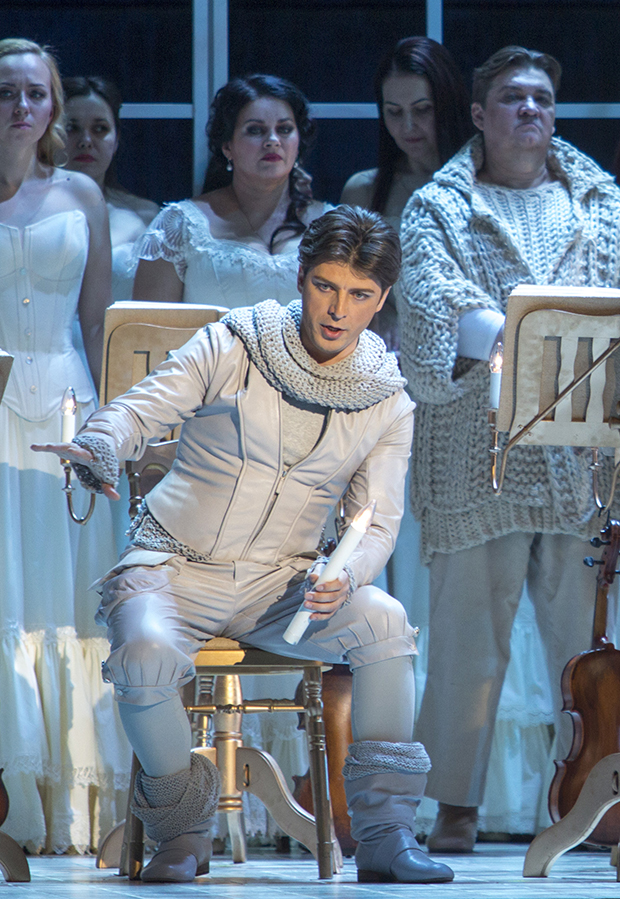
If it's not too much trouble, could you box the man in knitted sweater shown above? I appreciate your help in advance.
[34,207,453,885]
[398,46,620,852]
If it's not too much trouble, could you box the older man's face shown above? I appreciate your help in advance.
[471,65,556,158]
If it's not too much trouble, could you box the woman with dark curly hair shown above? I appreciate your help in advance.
[133,74,330,307]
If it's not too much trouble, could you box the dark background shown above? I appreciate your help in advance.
[2,0,619,205]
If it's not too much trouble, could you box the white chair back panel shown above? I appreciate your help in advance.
[510,309,620,447]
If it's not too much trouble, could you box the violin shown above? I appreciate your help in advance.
[548,519,620,845]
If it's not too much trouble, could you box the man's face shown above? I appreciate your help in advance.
[471,65,556,158]
[298,261,389,365]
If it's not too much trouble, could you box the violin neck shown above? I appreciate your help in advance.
[592,580,610,649]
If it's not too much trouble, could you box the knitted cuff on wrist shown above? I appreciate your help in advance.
[72,435,120,493]
[308,556,357,601]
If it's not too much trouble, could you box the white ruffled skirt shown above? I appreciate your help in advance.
[0,401,131,853]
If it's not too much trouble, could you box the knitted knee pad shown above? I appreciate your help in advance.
[131,753,220,843]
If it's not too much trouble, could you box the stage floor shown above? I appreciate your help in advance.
[6,843,620,898]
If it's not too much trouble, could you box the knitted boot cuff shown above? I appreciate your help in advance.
[131,753,221,843]
[343,740,431,780]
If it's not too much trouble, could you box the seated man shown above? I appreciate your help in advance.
[34,206,453,885]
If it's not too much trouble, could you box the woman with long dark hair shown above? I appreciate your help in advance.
[341,37,471,349]
[132,74,329,307]
[342,37,471,219]
[63,76,159,301]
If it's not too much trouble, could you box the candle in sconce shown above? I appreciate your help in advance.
[61,387,77,444]
[283,500,376,645]
[489,340,503,410]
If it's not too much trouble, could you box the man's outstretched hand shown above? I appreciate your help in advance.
[31,442,120,500]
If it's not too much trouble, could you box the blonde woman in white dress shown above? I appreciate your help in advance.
[0,39,127,853]
[133,74,330,309]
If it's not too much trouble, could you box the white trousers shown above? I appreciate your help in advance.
[413,532,614,807]
[96,548,418,707]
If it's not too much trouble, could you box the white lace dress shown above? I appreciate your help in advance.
[134,198,331,308]
[0,211,130,853]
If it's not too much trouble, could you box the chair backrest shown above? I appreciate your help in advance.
[126,439,178,519]
[99,301,229,512]
[0,351,13,404]
[100,301,229,406]
[498,285,620,450]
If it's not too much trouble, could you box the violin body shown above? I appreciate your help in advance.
[548,519,620,846]
[549,643,620,844]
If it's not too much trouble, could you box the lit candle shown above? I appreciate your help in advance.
[61,387,77,444]
[489,341,503,410]
[283,500,376,645]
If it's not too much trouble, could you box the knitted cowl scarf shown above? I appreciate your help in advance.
[222,299,405,410]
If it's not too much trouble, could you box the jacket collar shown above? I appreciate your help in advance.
[433,133,615,204]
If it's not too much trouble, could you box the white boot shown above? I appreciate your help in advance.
[131,753,220,883]
[344,742,454,884]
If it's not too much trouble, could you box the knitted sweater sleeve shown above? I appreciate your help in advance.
[397,192,500,405]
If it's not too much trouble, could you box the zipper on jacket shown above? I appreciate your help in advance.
[240,469,287,558]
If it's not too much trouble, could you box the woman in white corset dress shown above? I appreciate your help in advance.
[0,39,128,853]
[132,74,330,308]
[62,76,159,302]
[340,36,471,351]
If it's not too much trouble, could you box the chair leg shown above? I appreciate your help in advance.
[227,810,247,862]
[96,820,124,869]
[0,832,30,882]
[524,752,620,877]
[237,746,317,853]
[119,754,144,880]
[212,675,247,863]
[303,667,338,878]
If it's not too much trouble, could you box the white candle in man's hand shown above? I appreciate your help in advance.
[283,500,376,645]
[61,387,77,444]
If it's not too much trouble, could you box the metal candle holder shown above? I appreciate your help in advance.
[60,386,96,526]
[61,459,96,525]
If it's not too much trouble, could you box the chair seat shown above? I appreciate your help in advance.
[194,638,327,674]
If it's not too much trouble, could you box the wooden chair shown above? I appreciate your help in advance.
[491,285,620,498]
[483,286,620,878]
[95,303,340,880]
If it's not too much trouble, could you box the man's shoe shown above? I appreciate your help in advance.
[426,803,478,853]
[140,833,211,883]
[356,829,454,883]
